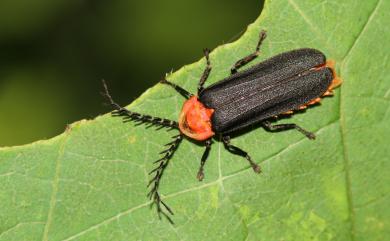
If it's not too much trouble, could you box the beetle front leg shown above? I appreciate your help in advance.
[198,48,212,94]
[262,120,316,140]
[222,136,261,173]
[160,78,193,99]
[231,30,267,74]
[197,139,212,181]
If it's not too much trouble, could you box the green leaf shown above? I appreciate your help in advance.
[1,0,389,240]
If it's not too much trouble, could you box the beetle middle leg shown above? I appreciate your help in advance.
[230,30,267,74]
[262,120,316,140]
[222,136,261,173]
[197,139,212,181]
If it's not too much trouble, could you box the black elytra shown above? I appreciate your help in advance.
[102,30,339,223]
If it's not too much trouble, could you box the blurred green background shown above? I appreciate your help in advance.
[0,0,262,147]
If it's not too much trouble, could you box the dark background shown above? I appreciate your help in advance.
[0,0,262,146]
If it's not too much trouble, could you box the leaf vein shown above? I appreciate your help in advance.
[341,0,382,65]
[61,121,337,240]
[42,131,71,241]
[287,0,335,53]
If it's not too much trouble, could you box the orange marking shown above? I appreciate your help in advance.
[281,110,294,115]
[326,60,342,90]
[307,97,322,106]
[179,96,215,141]
[323,90,334,96]
[296,59,342,111]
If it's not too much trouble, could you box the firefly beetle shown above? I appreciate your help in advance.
[102,30,342,223]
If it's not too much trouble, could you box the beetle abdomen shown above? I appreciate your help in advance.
[199,48,334,134]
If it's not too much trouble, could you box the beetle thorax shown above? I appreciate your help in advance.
[179,96,215,141]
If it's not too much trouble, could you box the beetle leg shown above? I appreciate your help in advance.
[262,120,316,140]
[160,78,193,99]
[102,80,179,129]
[230,30,267,74]
[148,134,183,224]
[198,48,212,94]
[222,136,261,173]
[197,139,212,181]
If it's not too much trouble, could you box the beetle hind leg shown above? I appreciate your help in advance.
[222,136,261,173]
[230,30,267,74]
[262,120,315,140]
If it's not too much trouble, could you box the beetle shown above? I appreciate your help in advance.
[102,30,341,223]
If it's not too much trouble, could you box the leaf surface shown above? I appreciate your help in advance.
[1,0,389,240]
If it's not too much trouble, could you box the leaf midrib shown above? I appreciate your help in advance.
[339,0,382,240]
